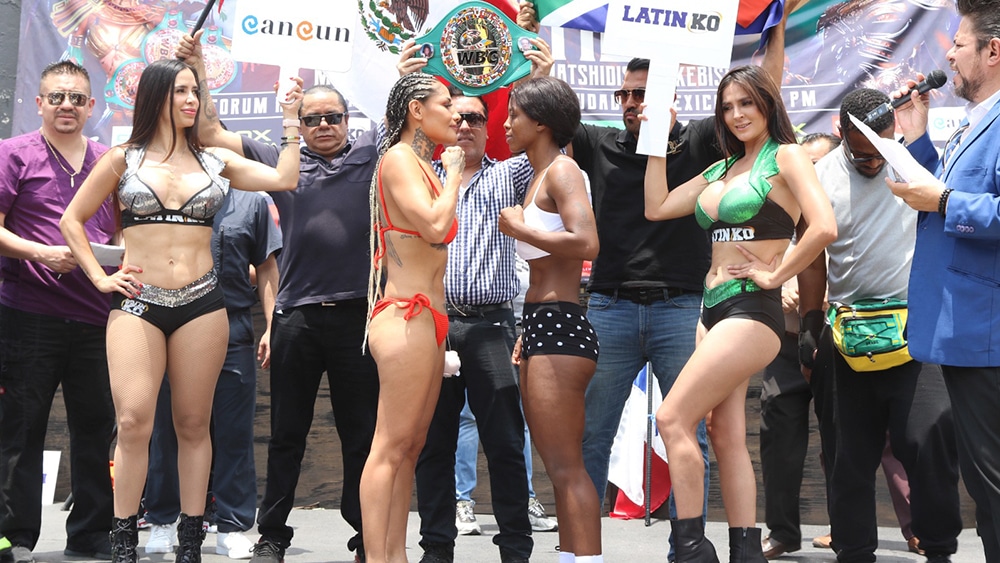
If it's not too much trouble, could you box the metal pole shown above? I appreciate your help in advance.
[644,362,654,526]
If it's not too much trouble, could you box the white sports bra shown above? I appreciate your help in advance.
[516,157,571,261]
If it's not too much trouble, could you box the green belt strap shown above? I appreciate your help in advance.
[703,278,763,309]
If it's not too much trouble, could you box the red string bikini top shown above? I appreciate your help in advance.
[374,161,458,265]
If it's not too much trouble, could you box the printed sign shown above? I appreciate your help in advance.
[602,0,739,69]
[231,0,355,71]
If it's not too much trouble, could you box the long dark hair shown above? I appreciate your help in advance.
[125,59,203,158]
[713,65,796,164]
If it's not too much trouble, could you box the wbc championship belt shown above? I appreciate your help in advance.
[413,1,539,96]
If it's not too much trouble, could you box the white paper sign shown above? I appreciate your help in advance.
[848,114,936,183]
[91,243,125,267]
[231,0,355,72]
[637,57,679,157]
[602,0,739,70]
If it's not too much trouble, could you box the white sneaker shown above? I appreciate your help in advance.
[144,522,177,554]
[216,531,255,559]
[455,499,482,536]
[528,497,558,532]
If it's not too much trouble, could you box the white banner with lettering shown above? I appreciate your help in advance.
[602,0,739,69]
[231,0,355,71]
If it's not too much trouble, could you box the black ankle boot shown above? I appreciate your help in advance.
[110,516,138,563]
[671,517,719,563]
[728,527,767,563]
[176,513,206,563]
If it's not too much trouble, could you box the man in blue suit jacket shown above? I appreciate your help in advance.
[889,0,1000,559]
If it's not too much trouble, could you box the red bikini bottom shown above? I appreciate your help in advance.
[371,293,449,346]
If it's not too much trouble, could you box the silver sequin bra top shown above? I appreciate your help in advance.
[118,146,229,229]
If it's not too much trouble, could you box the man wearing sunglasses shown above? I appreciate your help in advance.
[0,61,116,563]
[177,33,380,563]
[798,88,961,562]
[396,37,554,563]
[516,1,788,546]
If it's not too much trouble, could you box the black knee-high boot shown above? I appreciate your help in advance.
[177,513,206,563]
[729,527,767,563]
[110,516,138,563]
[672,517,720,563]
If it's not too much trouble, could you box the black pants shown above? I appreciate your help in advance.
[255,301,379,554]
[825,332,961,562]
[415,308,532,559]
[759,332,813,547]
[0,306,115,552]
[941,365,1000,562]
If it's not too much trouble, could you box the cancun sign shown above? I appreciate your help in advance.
[231,0,355,72]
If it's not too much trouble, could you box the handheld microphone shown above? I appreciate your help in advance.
[862,70,948,125]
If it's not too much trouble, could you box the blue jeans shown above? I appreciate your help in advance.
[582,291,710,519]
[0,305,115,551]
[145,310,259,533]
[455,392,535,501]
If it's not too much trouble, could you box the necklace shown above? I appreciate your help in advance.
[40,130,86,188]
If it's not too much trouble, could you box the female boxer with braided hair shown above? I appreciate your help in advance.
[360,72,464,563]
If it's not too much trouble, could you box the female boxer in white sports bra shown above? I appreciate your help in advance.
[499,76,602,563]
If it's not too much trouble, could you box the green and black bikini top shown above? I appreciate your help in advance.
[695,137,795,243]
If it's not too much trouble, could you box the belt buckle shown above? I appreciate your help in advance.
[321,302,338,307]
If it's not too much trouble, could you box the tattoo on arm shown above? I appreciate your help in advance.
[198,78,220,125]
[411,128,436,160]
[572,200,596,231]
[431,242,448,252]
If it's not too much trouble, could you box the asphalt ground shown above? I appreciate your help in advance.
[30,503,985,562]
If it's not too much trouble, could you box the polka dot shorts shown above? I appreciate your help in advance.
[521,301,599,360]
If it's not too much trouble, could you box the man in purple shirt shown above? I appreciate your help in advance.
[0,61,116,563]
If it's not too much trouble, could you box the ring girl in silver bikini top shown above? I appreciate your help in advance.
[117,146,229,229]
[516,156,573,261]
[696,137,795,243]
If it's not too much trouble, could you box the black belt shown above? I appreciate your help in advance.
[446,301,512,317]
[614,287,692,305]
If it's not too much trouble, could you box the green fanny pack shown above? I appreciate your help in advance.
[827,298,912,372]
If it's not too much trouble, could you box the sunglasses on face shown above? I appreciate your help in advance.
[458,112,487,129]
[45,91,89,107]
[841,133,885,164]
[613,88,646,104]
[300,112,346,127]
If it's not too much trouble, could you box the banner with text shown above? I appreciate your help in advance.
[10,0,963,152]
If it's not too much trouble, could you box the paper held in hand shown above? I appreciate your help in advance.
[91,242,125,267]
[848,114,937,183]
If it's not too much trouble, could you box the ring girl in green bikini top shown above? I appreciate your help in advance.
[696,137,795,243]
